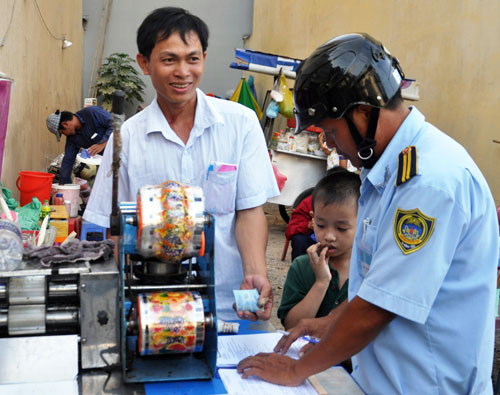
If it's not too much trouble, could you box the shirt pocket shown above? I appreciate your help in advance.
[356,222,377,277]
[205,165,238,215]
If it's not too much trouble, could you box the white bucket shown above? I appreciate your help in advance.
[51,184,80,217]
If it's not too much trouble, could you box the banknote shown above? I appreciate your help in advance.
[233,288,261,313]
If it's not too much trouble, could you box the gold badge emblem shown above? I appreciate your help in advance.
[394,208,435,254]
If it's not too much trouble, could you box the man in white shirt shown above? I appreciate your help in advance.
[83,7,279,320]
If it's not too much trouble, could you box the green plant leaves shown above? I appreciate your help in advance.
[95,52,146,111]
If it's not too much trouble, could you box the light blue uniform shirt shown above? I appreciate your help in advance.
[350,107,498,394]
[83,90,279,319]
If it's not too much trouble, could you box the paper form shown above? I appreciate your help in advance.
[217,332,308,368]
[218,368,318,395]
[216,333,363,394]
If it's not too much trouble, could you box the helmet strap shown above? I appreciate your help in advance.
[344,107,380,169]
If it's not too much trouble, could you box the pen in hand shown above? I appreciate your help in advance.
[277,330,319,344]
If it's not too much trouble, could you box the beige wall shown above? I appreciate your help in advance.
[248,0,500,202]
[0,0,83,200]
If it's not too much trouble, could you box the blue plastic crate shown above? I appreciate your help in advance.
[80,220,106,241]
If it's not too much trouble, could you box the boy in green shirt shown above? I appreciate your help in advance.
[278,167,360,330]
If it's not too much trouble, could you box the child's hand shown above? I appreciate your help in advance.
[306,243,332,284]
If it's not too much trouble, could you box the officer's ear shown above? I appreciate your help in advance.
[354,105,372,120]
[351,105,372,131]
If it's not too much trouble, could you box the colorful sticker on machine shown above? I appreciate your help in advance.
[138,291,204,355]
[393,208,435,254]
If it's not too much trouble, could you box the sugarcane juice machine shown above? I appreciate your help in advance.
[0,246,119,389]
[108,90,217,383]
[116,181,217,383]
[0,180,217,387]
[0,91,217,389]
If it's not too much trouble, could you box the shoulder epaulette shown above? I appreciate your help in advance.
[396,146,417,186]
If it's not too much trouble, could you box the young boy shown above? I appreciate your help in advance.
[277,167,360,330]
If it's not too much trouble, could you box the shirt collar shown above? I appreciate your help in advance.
[145,89,224,139]
[193,89,225,130]
[361,106,425,192]
[75,112,85,127]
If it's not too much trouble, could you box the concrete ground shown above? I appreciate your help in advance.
[263,202,289,331]
[262,203,500,389]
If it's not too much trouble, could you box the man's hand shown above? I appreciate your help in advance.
[306,243,331,285]
[274,315,333,354]
[235,274,273,321]
[87,141,107,157]
[237,353,305,386]
[318,131,333,155]
[234,206,271,320]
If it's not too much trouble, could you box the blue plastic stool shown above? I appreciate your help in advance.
[80,220,106,241]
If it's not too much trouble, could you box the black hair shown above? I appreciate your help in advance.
[384,88,403,110]
[137,7,209,60]
[345,88,403,118]
[58,111,74,131]
[311,166,361,210]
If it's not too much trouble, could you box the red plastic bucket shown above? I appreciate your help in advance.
[16,171,55,206]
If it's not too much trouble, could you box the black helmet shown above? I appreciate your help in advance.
[294,33,404,132]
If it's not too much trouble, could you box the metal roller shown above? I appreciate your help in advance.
[8,305,46,335]
[0,306,79,333]
[0,281,78,301]
[8,276,46,305]
[46,306,80,328]
[47,282,79,298]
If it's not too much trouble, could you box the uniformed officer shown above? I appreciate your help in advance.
[237,33,499,394]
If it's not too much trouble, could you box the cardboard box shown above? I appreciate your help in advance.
[50,205,69,220]
[51,219,68,238]
[50,205,68,238]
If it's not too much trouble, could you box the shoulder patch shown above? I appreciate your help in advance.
[396,146,417,186]
[393,208,435,254]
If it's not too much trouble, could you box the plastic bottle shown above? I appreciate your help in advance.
[64,200,71,217]
[53,193,64,205]
[270,131,280,150]
[40,199,51,224]
[0,219,23,271]
[307,133,320,153]
[277,129,289,151]
[288,135,296,152]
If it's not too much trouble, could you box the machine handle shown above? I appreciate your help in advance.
[111,90,125,115]
[110,90,126,236]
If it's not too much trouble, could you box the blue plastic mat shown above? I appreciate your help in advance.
[145,320,269,394]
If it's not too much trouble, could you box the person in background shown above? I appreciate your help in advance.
[284,194,314,261]
[46,106,112,184]
[83,7,279,321]
[319,131,359,172]
[238,33,498,394]
[278,167,360,330]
